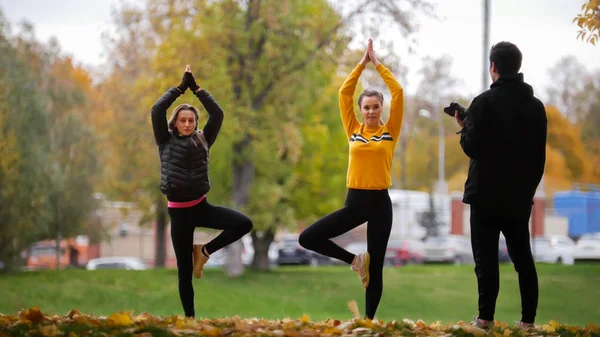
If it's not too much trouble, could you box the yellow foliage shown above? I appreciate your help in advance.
[106,311,133,326]
[574,0,600,45]
[1,308,599,337]
[545,105,592,185]
[300,314,311,323]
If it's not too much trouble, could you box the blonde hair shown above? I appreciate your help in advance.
[168,104,205,148]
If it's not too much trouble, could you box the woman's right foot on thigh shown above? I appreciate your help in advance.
[193,244,209,278]
[351,252,370,288]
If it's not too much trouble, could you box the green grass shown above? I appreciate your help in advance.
[0,263,598,326]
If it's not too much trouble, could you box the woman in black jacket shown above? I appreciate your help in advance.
[151,65,253,318]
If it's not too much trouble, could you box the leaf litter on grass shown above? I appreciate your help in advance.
[0,303,598,337]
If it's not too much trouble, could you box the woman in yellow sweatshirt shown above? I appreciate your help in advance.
[299,39,403,320]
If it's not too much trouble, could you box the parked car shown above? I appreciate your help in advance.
[276,235,329,266]
[240,235,279,266]
[574,233,600,263]
[86,257,147,270]
[385,238,425,266]
[423,235,474,265]
[531,235,575,265]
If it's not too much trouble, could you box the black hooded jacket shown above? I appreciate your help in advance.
[459,73,547,209]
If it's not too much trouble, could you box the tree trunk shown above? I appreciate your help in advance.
[227,140,255,277]
[154,198,167,267]
[55,197,62,270]
[250,228,274,271]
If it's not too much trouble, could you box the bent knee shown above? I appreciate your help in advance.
[241,218,253,234]
[298,231,314,249]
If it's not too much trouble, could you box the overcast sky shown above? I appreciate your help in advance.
[1,0,598,101]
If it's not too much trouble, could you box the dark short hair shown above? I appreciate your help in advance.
[489,41,522,76]
[358,89,384,107]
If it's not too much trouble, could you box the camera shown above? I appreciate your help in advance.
[443,102,467,121]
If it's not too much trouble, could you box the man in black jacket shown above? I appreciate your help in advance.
[453,41,547,330]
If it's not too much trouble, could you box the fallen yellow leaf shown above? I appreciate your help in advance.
[38,324,61,337]
[106,312,133,326]
[20,307,45,323]
[347,300,360,319]
[321,326,342,335]
[300,314,310,323]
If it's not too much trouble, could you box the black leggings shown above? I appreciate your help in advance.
[299,188,392,319]
[168,198,253,317]
[470,204,538,323]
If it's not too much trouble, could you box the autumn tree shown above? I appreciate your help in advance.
[544,105,592,195]
[574,0,600,45]
[0,13,100,269]
[0,16,53,269]
[545,56,600,185]
[99,0,435,274]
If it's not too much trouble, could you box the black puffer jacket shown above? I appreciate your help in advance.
[459,73,547,209]
[151,88,224,202]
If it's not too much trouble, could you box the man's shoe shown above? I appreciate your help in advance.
[517,321,535,331]
[470,316,492,330]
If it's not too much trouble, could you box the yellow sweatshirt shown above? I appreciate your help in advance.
[339,63,404,190]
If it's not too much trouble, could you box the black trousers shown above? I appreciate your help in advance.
[299,188,393,319]
[168,198,253,317]
[470,203,538,323]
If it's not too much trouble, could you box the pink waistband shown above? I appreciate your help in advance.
[167,195,206,208]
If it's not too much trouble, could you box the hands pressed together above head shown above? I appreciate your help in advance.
[360,38,381,67]
[176,64,200,94]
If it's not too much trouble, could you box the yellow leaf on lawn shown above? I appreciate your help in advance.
[416,320,428,328]
[65,309,82,319]
[38,324,61,337]
[347,301,360,319]
[460,324,486,337]
[358,319,376,329]
[549,320,561,329]
[133,312,153,323]
[503,328,512,336]
[232,316,251,333]
[107,312,133,326]
[176,317,199,329]
[284,328,300,337]
[67,332,78,337]
[587,323,600,332]
[321,327,342,335]
[300,314,310,323]
[541,324,555,333]
[20,308,45,323]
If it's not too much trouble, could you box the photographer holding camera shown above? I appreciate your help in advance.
[447,42,547,330]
